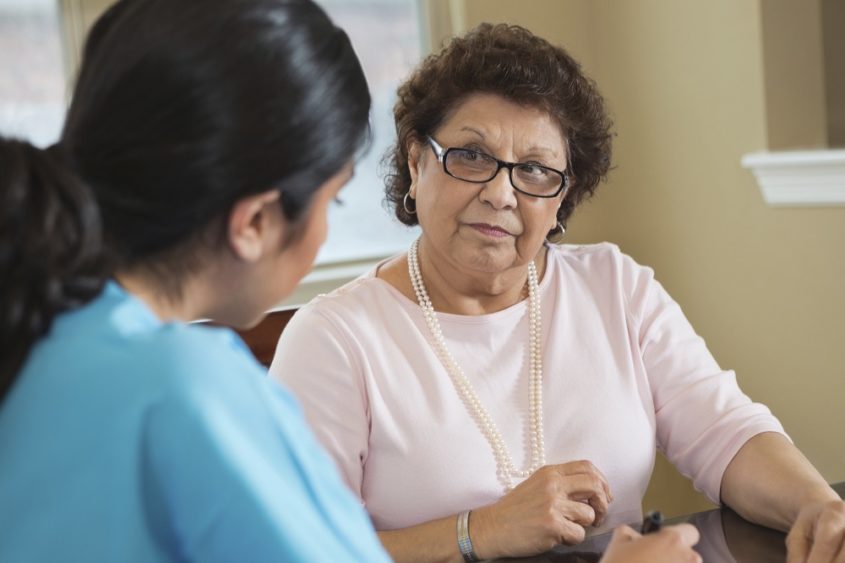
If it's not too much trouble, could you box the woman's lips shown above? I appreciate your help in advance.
[469,223,512,238]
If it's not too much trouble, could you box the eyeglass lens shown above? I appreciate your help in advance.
[444,148,563,196]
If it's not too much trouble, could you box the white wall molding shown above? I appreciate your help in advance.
[741,149,845,207]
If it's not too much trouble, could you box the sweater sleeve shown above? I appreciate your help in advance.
[620,252,788,505]
[269,303,371,503]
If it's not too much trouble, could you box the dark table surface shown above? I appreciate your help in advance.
[490,482,845,562]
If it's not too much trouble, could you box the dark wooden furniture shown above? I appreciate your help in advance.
[492,482,845,563]
[204,308,298,367]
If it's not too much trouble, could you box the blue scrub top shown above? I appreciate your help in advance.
[0,282,391,562]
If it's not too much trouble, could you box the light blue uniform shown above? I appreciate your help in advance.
[0,282,391,563]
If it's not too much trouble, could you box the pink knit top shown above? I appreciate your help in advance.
[270,243,786,534]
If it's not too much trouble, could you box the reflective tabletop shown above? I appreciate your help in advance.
[491,482,845,562]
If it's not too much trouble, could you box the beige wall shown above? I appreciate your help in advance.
[823,0,845,146]
[760,0,828,149]
[464,0,845,516]
[464,0,595,70]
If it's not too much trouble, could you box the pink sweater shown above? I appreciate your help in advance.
[270,243,785,534]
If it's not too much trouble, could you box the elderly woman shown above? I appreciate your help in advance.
[271,24,844,563]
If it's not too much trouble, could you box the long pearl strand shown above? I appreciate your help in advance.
[408,239,546,491]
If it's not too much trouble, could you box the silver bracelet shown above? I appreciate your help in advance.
[456,510,481,562]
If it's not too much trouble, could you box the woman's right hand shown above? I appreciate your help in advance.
[471,461,613,559]
[601,524,701,562]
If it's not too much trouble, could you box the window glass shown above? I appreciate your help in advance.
[315,0,422,264]
[0,0,65,147]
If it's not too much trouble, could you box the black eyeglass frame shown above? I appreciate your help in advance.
[426,136,569,199]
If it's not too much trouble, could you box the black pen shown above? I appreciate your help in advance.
[641,510,663,534]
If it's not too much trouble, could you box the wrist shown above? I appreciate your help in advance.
[464,505,498,560]
[808,485,840,502]
[800,483,839,506]
[456,511,480,562]
[790,485,840,524]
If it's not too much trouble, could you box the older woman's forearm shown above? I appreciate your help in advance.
[376,507,520,563]
[376,517,468,563]
[376,462,611,562]
[720,432,838,531]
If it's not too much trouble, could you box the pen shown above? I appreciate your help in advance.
[641,510,663,535]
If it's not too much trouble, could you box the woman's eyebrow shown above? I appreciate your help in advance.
[456,127,562,161]
[524,145,561,159]
[459,126,486,139]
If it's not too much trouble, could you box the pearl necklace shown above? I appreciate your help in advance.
[408,238,546,491]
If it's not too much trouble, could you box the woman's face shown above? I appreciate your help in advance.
[408,93,567,276]
[227,163,352,329]
[270,164,353,299]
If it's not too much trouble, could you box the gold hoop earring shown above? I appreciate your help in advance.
[403,192,416,215]
[546,222,565,242]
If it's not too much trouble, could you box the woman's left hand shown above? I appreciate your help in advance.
[601,524,701,563]
[786,500,845,563]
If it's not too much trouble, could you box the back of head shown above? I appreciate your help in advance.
[0,0,371,401]
[65,0,370,262]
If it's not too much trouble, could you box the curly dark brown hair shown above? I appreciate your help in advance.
[384,23,613,234]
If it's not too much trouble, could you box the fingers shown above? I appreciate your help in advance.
[558,499,596,528]
[604,524,700,563]
[510,460,611,545]
[532,461,612,527]
[556,473,610,524]
[788,501,845,563]
[787,521,812,563]
[658,523,701,548]
[557,517,588,546]
[554,460,614,502]
[647,525,702,563]
[806,504,845,563]
[608,524,640,544]
[586,495,609,526]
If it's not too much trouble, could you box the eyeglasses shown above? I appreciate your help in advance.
[427,136,569,198]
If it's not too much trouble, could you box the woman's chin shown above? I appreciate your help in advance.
[454,248,518,275]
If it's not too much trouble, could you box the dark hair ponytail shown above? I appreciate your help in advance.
[1,0,371,401]
[0,140,107,398]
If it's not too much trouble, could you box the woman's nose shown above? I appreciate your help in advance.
[478,167,518,209]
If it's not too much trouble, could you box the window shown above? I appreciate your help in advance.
[0,0,65,147]
[310,0,422,267]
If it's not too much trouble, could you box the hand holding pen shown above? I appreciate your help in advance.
[641,510,664,534]
[600,512,701,563]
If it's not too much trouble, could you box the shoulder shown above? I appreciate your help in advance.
[141,323,308,449]
[546,242,661,315]
[136,322,269,402]
[273,269,416,376]
[150,322,256,369]
[291,272,407,335]
[33,286,265,394]
[548,242,654,281]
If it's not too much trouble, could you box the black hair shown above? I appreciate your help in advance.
[0,0,371,401]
